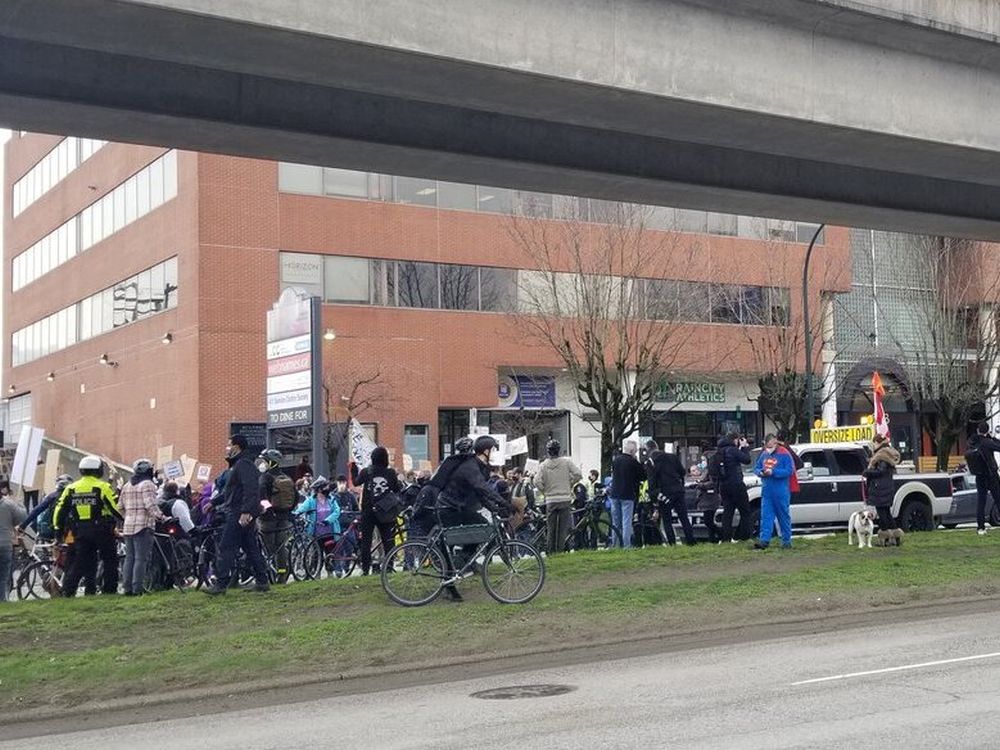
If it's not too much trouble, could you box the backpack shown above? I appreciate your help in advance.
[372,491,403,524]
[411,483,440,521]
[270,474,298,512]
[707,449,727,482]
[36,501,56,539]
[965,443,988,476]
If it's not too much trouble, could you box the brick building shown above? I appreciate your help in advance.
[3,133,851,472]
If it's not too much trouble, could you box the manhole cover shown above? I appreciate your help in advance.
[471,684,577,700]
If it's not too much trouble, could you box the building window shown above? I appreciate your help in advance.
[277,162,322,195]
[397,261,439,308]
[677,281,711,323]
[324,256,371,303]
[514,191,554,219]
[323,167,368,199]
[796,222,825,244]
[438,181,478,211]
[477,186,513,214]
[645,279,680,320]
[674,209,708,234]
[404,424,430,464]
[12,137,105,217]
[480,267,518,312]
[370,260,397,307]
[439,264,480,311]
[394,176,438,207]
[6,393,33,437]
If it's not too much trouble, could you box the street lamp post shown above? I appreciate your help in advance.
[802,224,826,439]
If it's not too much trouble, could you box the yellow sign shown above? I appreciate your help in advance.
[809,424,875,444]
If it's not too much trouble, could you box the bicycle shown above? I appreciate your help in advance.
[381,515,545,606]
[517,500,620,552]
[300,512,394,580]
[15,539,67,600]
[143,520,196,593]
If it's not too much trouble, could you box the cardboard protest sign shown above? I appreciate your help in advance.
[156,445,174,470]
[42,449,61,494]
[163,459,185,481]
[195,464,213,483]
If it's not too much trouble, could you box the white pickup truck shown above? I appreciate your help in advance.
[736,441,953,533]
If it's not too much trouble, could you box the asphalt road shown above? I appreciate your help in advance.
[5,609,1000,749]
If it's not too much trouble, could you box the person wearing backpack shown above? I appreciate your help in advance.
[966,422,1000,535]
[350,446,402,576]
[257,449,296,584]
[713,432,753,542]
[18,474,73,542]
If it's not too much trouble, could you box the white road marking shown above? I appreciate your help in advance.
[791,651,1000,686]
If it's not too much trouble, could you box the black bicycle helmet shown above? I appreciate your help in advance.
[56,473,74,488]
[454,436,475,455]
[546,439,561,457]
[132,458,154,476]
[259,449,283,467]
[473,435,500,455]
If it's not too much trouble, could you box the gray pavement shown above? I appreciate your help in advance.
[5,609,1000,749]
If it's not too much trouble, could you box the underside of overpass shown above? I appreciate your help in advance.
[3,0,1000,238]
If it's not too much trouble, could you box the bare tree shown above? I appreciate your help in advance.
[723,242,849,441]
[322,365,398,474]
[508,203,701,474]
[876,237,1000,470]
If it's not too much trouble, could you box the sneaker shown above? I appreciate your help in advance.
[752,541,769,550]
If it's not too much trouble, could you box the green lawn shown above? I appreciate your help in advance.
[3,531,999,715]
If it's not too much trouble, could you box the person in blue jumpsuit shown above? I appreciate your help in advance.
[753,434,794,550]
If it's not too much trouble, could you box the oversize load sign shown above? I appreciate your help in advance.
[810,424,875,444]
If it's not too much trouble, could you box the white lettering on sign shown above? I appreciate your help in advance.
[267,353,311,378]
[266,370,311,395]
[267,388,311,411]
[266,334,310,360]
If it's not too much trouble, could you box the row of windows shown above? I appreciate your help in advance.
[11,257,179,367]
[280,252,791,326]
[11,151,178,292]
[12,137,105,216]
[278,163,825,245]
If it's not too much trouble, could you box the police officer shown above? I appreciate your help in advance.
[53,455,122,596]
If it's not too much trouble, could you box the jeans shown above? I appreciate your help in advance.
[215,512,269,588]
[123,528,154,594]
[759,490,792,547]
[975,473,1000,530]
[259,513,293,583]
[0,546,12,602]
[546,505,573,554]
[609,498,635,548]
[659,490,695,545]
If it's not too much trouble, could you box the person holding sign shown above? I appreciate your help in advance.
[350,446,402,576]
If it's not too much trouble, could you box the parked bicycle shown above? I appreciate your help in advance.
[381,515,545,606]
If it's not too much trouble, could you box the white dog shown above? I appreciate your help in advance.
[848,508,877,548]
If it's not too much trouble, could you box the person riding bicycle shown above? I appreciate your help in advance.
[432,436,513,601]
[52,455,122,597]
[18,473,73,542]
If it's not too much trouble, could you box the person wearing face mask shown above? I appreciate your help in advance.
[203,435,270,594]
[350,446,402,576]
[332,475,359,513]
[753,434,795,550]
[256,449,296,584]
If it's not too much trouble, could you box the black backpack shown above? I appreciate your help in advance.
[965,443,988,476]
[707,449,727,482]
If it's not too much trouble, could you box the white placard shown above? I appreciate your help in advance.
[266,334,311,360]
[266,370,311,395]
[163,459,185,480]
[11,426,45,487]
[506,436,529,457]
[267,388,312,411]
[524,458,541,476]
[350,418,378,468]
[195,464,213,482]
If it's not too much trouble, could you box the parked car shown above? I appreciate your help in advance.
[676,442,952,538]
[942,472,1000,528]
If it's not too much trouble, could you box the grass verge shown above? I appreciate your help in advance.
[3,530,999,715]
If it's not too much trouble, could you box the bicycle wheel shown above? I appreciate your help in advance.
[16,561,56,600]
[291,538,321,581]
[564,518,618,552]
[481,541,545,604]
[380,541,445,607]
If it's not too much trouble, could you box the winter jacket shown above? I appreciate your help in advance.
[535,456,583,508]
[714,436,752,489]
[222,450,263,517]
[610,453,644,501]
[967,434,1000,476]
[645,450,686,500]
[863,444,900,508]
[434,454,511,515]
[350,447,401,516]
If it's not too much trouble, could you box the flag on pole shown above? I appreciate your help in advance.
[872,371,890,439]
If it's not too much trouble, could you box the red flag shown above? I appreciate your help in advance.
[872,372,890,438]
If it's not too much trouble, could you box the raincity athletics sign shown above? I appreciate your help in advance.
[655,381,726,404]
[809,424,876,444]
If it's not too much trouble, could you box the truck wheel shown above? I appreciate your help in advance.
[742,506,761,540]
[900,499,933,532]
[989,502,1000,528]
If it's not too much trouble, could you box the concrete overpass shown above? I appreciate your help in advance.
[3,0,1000,238]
